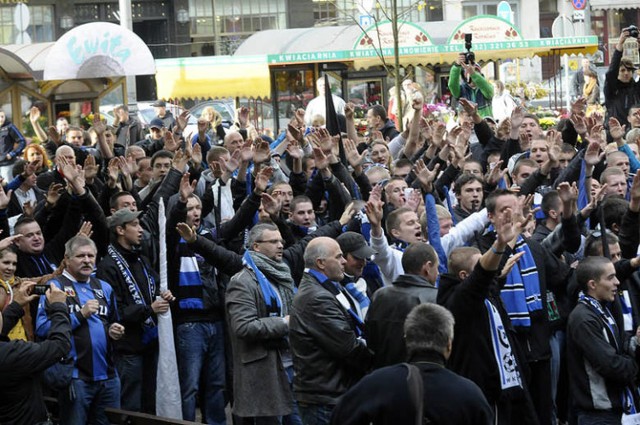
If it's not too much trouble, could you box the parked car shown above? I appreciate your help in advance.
[100,101,198,136]
[189,99,235,128]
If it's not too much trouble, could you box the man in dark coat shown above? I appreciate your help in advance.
[366,243,439,368]
[331,303,493,425]
[290,237,373,425]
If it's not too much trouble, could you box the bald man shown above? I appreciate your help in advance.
[290,237,373,424]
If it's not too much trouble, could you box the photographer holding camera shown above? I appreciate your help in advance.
[604,26,640,133]
[448,35,494,119]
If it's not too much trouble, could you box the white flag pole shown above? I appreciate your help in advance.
[155,198,182,419]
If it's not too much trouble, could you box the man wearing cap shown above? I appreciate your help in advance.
[604,29,640,131]
[449,53,494,118]
[135,118,168,157]
[365,243,439,368]
[96,208,174,414]
[152,100,176,131]
[336,231,381,319]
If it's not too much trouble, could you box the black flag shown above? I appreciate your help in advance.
[323,74,346,164]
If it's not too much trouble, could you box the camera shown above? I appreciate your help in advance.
[32,284,49,296]
[464,33,475,64]
[624,25,639,38]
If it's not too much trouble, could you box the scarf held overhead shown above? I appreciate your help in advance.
[500,236,542,328]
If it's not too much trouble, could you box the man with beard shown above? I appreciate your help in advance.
[453,174,484,223]
[96,209,174,414]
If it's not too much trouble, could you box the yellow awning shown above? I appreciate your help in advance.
[155,55,270,100]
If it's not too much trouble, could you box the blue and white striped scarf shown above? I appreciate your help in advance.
[500,236,542,328]
[177,238,205,310]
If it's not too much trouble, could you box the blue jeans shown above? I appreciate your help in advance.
[58,377,120,425]
[177,321,226,425]
[298,403,333,425]
[115,350,157,413]
[576,410,622,425]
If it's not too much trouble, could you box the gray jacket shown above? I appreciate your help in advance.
[226,267,294,417]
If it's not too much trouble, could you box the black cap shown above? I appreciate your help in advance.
[149,118,164,130]
[337,232,376,259]
[151,100,166,107]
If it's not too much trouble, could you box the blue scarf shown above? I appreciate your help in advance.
[243,250,282,316]
[578,160,590,228]
[177,238,205,310]
[306,268,365,337]
[578,292,638,414]
[500,236,542,328]
[343,280,370,320]
[424,193,448,276]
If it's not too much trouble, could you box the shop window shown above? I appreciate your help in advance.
[274,69,314,126]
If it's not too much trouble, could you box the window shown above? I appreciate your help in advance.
[462,1,520,28]
[0,5,53,44]
[188,0,286,55]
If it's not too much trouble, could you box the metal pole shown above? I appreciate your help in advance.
[119,0,137,106]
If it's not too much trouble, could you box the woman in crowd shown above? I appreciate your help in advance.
[22,144,50,175]
[200,106,227,145]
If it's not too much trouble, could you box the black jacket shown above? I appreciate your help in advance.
[290,271,373,405]
[604,49,640,131]
[438,264,533,409]
[365,274,437,368]
[0,301,71,425]
[330,351,494,425]
[379,119,400,141]
[96,242,160,355]
[567,300,638,413]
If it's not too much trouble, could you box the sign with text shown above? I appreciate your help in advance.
[43,22,155,80]
[447,15,523,45]
[353,20,433,50]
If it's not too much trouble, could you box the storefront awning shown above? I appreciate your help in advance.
[155,55,271,100]
[43,22,155,80]
[590,0,638,10]
[0,43,54,79]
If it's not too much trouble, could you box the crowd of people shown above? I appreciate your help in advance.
[1,28,640,425]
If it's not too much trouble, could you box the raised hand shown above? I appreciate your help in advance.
[584,140,604,167]
[570,96,587,117]
[47,126,61,145]
[344,138,366,168]
[369,182,383,204]
[569,114,587,135]
[179,172,196,202]
[499,251,526,279]
[239,139,254,163]
[496,207,517,245]
[46,183,64,206]
[344,103,355,120]
[93,114,107,135]
[364,198,384,229]
[609,117,626,142]
[405,189,422,212]
[431,122,447,148]
[510,106,525,130]
[192,142,203,166]
[83,155,99,182]
[414,160,440,192]
[176,222,197,243]
[77,221,94,238]
[556,182,574,204]
[285,139,303,160]
[0,234,22,251]
[164,130,179,152]
[172,148,190,171]
[339,204,356,226]
[238,107,250,127]
[253,140,272,165]
[22,200,34,218]
[176,110,190,132]
[287,122,304,143]
[486,160,507,186]
[29,106,41,122]
[254,166,273,194]
[496,118,511,141]
[458,98,478,116]
[312,147,329,170]
[261,192,281,217]
[546,129,562,149]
